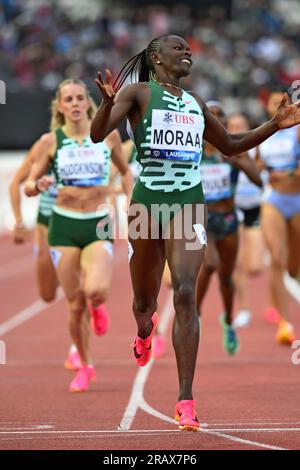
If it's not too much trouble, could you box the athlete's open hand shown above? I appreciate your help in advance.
[95,69,115,104]
[274,92,300,129]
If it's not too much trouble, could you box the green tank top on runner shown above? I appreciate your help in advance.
[133,80,205,193]
[51,128,111,188]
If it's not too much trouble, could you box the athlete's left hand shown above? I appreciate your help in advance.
[273,92,300,129]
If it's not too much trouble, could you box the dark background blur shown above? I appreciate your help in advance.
[1,0,300,149]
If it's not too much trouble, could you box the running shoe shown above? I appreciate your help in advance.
[153,335,166,359]
[89,304,109,336]
[132,312,159,366]
[263,307,281,325]
[232,309,252,329]
[276,321,295,345]
[220,314,239,355]
[64,346,82,371]
[175,400,199,432]
[69,365,96,392]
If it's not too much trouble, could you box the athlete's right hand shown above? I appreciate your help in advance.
[12,223,30,244]
[36,175,55,192]
[95,69,115,104]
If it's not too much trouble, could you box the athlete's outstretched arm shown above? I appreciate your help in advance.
[201,93,300,157]
[230,153,263,187]
[90,70,138,143]
[24,133,56,196]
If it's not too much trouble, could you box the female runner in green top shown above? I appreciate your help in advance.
[91,34,300,431]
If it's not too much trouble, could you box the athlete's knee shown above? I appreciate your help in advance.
[39,289,56,303]
[173,281,195,309]
[69,295,86,320]
[133,297,157,315]
[203,260,218,276]
[85,286,109,307]
[247,268,263,277]
[270,253,286,272]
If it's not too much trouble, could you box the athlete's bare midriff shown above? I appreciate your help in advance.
[207,197,234,213]
[56,185,111,212]
[270,176,300,194]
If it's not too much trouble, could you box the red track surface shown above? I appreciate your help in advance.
[1,235,300,450]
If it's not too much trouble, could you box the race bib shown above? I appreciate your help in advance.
[57,147,107,186]
[260,137,297,170]
[201,163,232,201]
[150,109,204,162]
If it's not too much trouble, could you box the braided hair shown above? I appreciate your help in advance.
[113,35,170,92]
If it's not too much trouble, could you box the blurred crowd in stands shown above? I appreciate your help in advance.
[1,0,300,120]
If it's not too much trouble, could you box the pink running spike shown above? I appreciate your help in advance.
[175,400,200,432]
[264,307,281,325]
[89,304,109,336]
[69,365,96,392]
[132,312,159,366]
[64,349,82,371]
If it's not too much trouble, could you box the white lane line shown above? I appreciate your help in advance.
[0,248,126,339]
[284,273,300,304]
[139,398,178,426]
[204,421,300,426]
[0,253,34,281]
[0,426,54,431]
[205,428,300,433]
[201,429,288,451]
[0,429,183,436]
[0,288,64,338]
[117,287,291,450]
[118,291,174,431]
[0,254,34,281]
[0,433,182,442]
[140,398,210,428]
[117,360,155,431]
[139,399,291,450]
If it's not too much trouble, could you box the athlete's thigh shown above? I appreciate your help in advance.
[81,240,113,293]
[243,226,265,273]
[287,212,300,277]
[216,232,239,277]
[261,203,288,263]
[128,205,165,302]
[202,232,219,272]
[165,203,207,286]
[49,245,82,301]
[35,224,54,265]
[34,224,58,281]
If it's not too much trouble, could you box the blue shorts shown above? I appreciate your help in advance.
[263,189,300,220]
